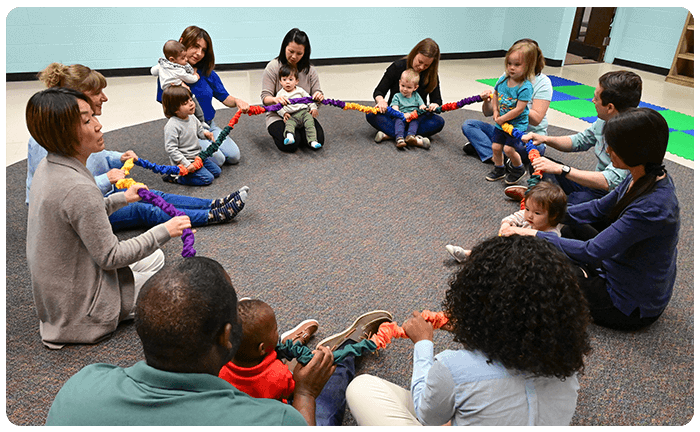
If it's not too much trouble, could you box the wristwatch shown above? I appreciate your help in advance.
[561,165,571,176]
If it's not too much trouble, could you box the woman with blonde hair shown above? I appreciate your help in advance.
[367,38,444,147]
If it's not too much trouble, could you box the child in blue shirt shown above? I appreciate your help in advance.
[390,69,429,149]
[486,41,536,184]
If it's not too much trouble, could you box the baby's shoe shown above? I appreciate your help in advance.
[396,137,406,148]
[283,133,295,145]
[446,245,470,263]
[310,141,322,149]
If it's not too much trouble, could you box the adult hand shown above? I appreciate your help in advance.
[292,346,335,398]
[312,91,324,102]
[235,98,249,113]
[427,103,439,112]
[402,311,434,343]
[375,97,388,113]
[106,168,126,184]
[124,183,147,203]
[310,109,319,119]
[163,215,192,238]
[531,156,563,175]
[275,96,290,106]
[521,132,545,146]
[120,150,138,162]
[291,345,335,425]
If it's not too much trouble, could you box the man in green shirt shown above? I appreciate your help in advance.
[46,256,335,426]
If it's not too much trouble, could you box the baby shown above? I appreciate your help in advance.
[276,64,321,149]
[218,299,318,402]
[151,39,206,126]
[391,69,428,149]
[446,181,566,262]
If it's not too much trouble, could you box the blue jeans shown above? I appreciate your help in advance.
[366,112,444,138]
[108,189,211,230]
[177,157,222,186]
[461,119,546,163]
[394,117,420,139]
[200,119,241,166]
[314,344,355,426]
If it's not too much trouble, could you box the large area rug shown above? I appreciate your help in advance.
[5,104,694,425]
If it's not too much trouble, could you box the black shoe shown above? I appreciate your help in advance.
[505,166,527,185]
[463,142,477,156]
[162,174,179,184]
[485,166,507,182]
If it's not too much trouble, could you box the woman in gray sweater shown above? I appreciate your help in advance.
[25,88,191,349]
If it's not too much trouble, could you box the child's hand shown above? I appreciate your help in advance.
[186,163,198,174]
[480,90,492,102]
[498,222,513,236]
[283,112,291,121]
[404,112,411,119]
[310,108,319,118]
[500,225,537,237]
[204,130,214,141]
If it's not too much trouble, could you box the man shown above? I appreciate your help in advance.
[506,70,642,206]
[45,256,390,426]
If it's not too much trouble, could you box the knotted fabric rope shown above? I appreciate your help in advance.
[116,160,196,257]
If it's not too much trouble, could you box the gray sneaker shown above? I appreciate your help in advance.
[316,310,393,351]
[505,165,527,185]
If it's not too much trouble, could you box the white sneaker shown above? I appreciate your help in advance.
[446,244,470,263]
[374,131,387,143]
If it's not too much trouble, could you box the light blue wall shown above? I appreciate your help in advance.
[5,7,690,75]
[604,7,690,68]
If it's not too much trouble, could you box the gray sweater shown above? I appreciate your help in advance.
[164,114,208,166]
[27,153,171,348]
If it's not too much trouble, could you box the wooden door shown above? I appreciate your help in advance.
[568,7,617,61]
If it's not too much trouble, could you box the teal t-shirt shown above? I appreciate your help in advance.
[46,361,308,426]
[494,76,533,133]
[391,91,426,113]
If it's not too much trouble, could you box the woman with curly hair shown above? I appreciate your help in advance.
[345,235,591,425]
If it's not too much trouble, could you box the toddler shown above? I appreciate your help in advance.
[218,299,319,402]
[391,69,428,149]
[486,41,537,184]
[161,85,221,187]
[151,39,206,126]
[446,181,566,262]
[276,64,321,149]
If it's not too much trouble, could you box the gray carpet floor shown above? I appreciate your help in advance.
[5,105,694,425]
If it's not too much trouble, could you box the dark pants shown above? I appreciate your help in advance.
[366,111,444,138]
[394,117,421,139]
[268,118,325,153]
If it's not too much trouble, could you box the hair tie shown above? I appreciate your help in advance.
[645,162,666,177]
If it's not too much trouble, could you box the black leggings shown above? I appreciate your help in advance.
[268,119,325,153]
[576,263,662,331]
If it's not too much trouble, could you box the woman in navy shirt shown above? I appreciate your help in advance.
[502,108,680,331]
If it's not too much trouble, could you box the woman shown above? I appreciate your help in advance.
[346,235,591,425]
[503,108,680,331]
[157,26,250,166]
[462,39,552,168]
[27,62,248,230]
[367,38,444,147]
[261,28,325,153]
[26,87,192,349]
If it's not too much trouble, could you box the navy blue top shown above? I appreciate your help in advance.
[538,174,680,317]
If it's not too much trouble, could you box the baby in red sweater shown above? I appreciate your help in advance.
[219,299,315,402]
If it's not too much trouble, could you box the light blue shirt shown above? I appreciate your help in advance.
[569,118,629,190]
[411,340,580,426]
[26,137,123,204]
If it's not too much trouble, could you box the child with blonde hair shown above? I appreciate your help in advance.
[486,41,538,184]
[446,181,566,262]
[391,69,429,149]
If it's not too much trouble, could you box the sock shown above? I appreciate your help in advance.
[310,141,321,149]
[211,186,249,209]
[208,195,245,223]
[283,133,295,145]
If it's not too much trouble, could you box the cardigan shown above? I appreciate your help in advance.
[27,153,171,348]
[538,174,680,317]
